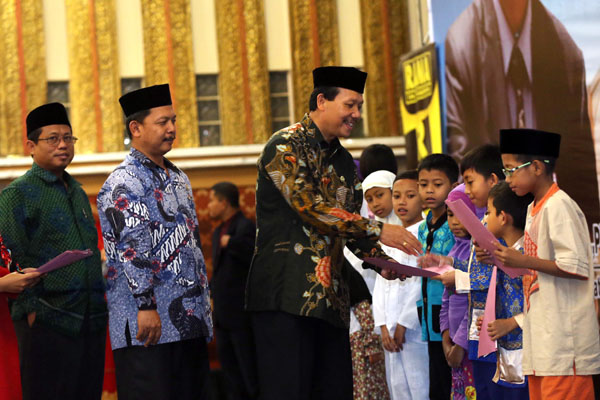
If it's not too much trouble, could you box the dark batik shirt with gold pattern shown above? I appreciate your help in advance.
[246,114,387,328]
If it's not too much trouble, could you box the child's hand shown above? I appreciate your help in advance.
[393,324,406,351]
[418,253,452,269]
[494,243,526,268]
[439,270,456,288]
[442,330,453,357]
[474,241,494,264]
[487,317,518,341]
[446,344,464,368]
[380,325,398,352]
[476,315,483,332]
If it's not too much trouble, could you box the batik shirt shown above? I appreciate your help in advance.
[97,148,212,350]
[246,114,388,329]
[0,163,107,336]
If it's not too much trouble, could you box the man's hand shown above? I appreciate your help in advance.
[380,325,398,352]
[487,317,518,341]
[393,324,406,351]
[446,344,464,368]
[379,224,422,256]
[0,269,41,294]
[220,234,230,248]
[27,312,36,328]
[493,243,526,268]
[137,310,162,347]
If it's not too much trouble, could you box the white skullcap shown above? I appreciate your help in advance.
[362,170,396,193]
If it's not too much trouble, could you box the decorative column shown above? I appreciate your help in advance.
[0,0,46,156]
[215,0,271,145]
[288,0,340,121]
[141,0,199,147]
[360,0,409,137]
[65,0,122,153]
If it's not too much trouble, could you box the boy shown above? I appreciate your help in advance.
[416,154,458,400]
[481,181,532,397]
[495,128,600,400]
[373,170,429,399]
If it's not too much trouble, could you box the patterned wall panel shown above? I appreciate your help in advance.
[66,0,122,153]
[215,0,271,145]
[288,0,340,122]
[141,0,199,148]
[360,0,409,137]
[0,0,45,156]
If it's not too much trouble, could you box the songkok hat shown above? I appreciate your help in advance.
[313,66,367,94]
[362,170,396,193]
[26,103,70,137]
[119,84,172,117]
[500,128,561,158]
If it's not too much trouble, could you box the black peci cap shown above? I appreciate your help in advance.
[500,128,561,158]
[26,103,71,138]
[312,66,367,94]
[119,84,172,117]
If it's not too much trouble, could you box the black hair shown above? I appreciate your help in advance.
[211,181,240,208]
[359,144,397,180]
[460,144,504,180]
[488,181,533,230]
[513,154,557,177]
[125,109,151,138]
[395,169,418,182]
[417,153,459,183]
[27,127,43,142]
[308,86,340,111]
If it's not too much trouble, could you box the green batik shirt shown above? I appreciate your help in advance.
[246,114,388,328]
[0,163,107,336]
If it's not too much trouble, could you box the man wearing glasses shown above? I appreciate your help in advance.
[0,102,108,400]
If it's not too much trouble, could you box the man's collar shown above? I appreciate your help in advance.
[129,147,179,173]
[301,114,342,152]
[30,162,76,186]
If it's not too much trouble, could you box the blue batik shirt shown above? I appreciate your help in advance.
[417,210,455,342]
[97,148,213,350]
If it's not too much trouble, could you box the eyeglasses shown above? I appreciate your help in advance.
[37,135,78,147]
[502,160,549,178]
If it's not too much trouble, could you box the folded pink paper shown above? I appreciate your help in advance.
[478,266,498,358]
[364,257,453,277]
[36,249,93,274]
[445,199,530,279]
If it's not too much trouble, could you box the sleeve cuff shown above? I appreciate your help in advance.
[134,290,157,310]
[455,269,470,292]
[513,313,524,328]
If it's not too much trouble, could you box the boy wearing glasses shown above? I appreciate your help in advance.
[495,128,600,400]
[0,102,107,400]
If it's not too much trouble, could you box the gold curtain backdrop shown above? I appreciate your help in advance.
[215,0,271,145]
[142,0,199,148]
[0,0,410,157]
[360,0,409,137]
[0,0,45,157]
[66,0,122,154]
[288,0,340,122]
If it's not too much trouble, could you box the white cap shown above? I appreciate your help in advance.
[362,170,396,192]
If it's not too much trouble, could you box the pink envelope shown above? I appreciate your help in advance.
[36,249,93,274]
[445,199,531,279]
[478,266,498,358]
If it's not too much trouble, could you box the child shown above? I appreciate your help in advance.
[439,184,478,400]
[348,170,394,400]
[480,181,532,397]
[373,170,429,399]
[496,128,600,400]
[416,154,458,400]
[456,144,508,398]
